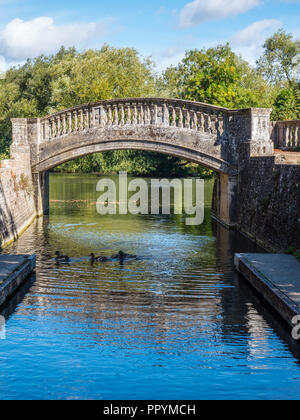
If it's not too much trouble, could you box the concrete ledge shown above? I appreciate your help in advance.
[1,213,38,249]
[235,253,300,329]
[0,254,36,307]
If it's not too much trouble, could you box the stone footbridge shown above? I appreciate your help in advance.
[9,98,276,229]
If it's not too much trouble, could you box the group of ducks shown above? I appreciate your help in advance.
[55,250,136,264]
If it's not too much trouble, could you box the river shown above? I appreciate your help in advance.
[1,174,300,400]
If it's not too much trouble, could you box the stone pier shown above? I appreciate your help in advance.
[235,253,300,336]
[0,254,36,307]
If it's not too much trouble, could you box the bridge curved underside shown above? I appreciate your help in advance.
[32,126,233,174]
[27,97,269,175]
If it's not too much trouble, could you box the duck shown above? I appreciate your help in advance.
[90,253,108,263]
[55,251,70,263]
[112,251,137,261]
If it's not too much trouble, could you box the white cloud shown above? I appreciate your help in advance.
[178,0,260,28]
[0,16,115,61]
[231,19,281,46]
[231,19,281,64]
[0,56,7,73]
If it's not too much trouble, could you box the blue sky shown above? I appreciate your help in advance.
[0,0,299,72]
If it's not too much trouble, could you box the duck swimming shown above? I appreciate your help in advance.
[55,251,70,263]
[90,253,108,263]
[111,251,137,261]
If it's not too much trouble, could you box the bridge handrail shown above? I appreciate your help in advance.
[37,98,254,142]
[271,119,300,150]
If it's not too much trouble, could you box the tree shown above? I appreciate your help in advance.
[161,44,274,109]
[271,86,300,121]
[50,46,157,110]
[256,29,300,86]
[166,44,241,107]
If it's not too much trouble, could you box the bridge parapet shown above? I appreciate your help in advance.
[39,98,231,142]
[10,98,274,176]
[271,120,300,150]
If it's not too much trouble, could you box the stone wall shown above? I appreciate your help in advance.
[0,157,36,248]
[237,147,300,251]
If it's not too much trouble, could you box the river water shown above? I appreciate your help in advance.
[1,174,300,400]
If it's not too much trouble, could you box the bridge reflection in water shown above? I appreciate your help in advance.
[1,175,300,400]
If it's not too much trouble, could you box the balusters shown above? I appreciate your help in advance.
[56,116,61,136]
[280,125,285,148]
[50,117,56,138]
[163,104,170,127]
[90,107,96,128]
[106,105,112,126]
[198,113,205,132]
[217,116,224,136]
[79,109,84,131]
[85,108,89,129]
[138,103,144,125]
[150,104,157,125]
[273,121,300,150]
[147,104,152,124]
[191,111,197,130]
[184,109,191,129]
[170,106,176,127]
[178,108,183,128]
[113,104,119,125]
[67,112,72,134]
[39,101,233,145]
[125,104,131,124]
[205,114,212,133]
[132,103,138,125]
[97,106,104,127]
[62,114,67,135]
[211,115,217,135]
[120,104,125,125]
[295,125,299,148]
[285,126,290,148]
[73,110,78,131]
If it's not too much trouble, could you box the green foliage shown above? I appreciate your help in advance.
[54,151,214,178]
[0,45,216,177]
[271,86,300,120]
[160,44,275,109]
[257,29,300,85]
[0,31,299,176]
[50,46,157,110]
[161,44,241,107]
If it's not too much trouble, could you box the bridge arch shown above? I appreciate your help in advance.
[33,136,232,174]
[10,97,274,228]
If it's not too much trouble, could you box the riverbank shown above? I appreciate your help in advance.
[235,253,300,335]
[0,254,36,307]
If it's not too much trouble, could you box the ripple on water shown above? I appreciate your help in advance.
[1,175,300,400]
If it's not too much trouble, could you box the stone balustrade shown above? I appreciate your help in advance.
[39,98,228,142]
[271,120,300,150]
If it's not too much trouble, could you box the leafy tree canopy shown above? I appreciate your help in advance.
[256,29,300,86]
[160,44,276,109]
[0,33,299,176]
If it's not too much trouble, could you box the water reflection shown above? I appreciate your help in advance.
[0,174,300,400]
